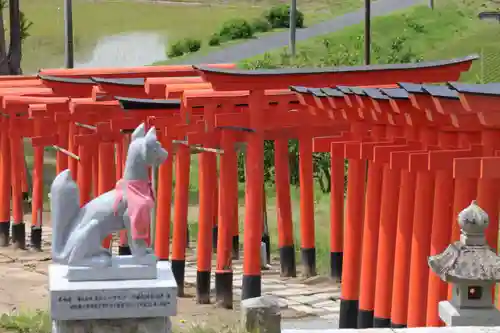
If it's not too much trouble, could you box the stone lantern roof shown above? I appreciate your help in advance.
[428,201,500,284]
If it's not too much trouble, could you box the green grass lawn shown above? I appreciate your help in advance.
[16,0,366,72]
[425,21,500,83]
[152,0,365,65]
[239,0,500,84]
[0,310,243,333]
[18,0,265,73]
[164,0,365,23]
[154,27,289,66]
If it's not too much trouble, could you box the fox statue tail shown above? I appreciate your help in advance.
[50,169,81,263]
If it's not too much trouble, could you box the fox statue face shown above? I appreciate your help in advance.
[129,124,168,167]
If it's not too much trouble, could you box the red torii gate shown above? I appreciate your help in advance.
[182,88,343,301]
[115,88,336,305]
[0,87,59,248]
[192,55,477,302]
[38,63,236,79]
[3,95,70,249]
[55,64,469,292]
[0,63,235,250]
[0,56,484,325]
[33,75,217,257]
[291,80,500,329]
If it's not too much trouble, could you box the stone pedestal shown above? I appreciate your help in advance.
[50,261,177,333]
[439,301,500,327]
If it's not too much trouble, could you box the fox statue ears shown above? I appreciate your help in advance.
[131,123,157,142]
[145,127,157,142]
[131,123,146,141]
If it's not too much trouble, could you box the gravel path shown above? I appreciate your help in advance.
[175,0,425,64]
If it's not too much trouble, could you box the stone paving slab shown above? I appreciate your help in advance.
[311,300,338,308]
[281,317,340,331]
[288,295,328,305]
[320,313,341,320]
[288,305,329,315]
[182,258,341,319]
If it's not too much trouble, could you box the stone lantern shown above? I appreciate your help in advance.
[428,200,500,327]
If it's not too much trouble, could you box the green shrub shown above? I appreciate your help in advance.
[167,40,185,58]
[167,37,201,58]
[251,17,272,33]
[0,311,51,333]
[183,37,201,53]
[208,33,221,46]
[264,4,304,29]
[219,18,254,41]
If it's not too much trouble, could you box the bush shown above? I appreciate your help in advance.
[183,38,201,53]
[264,4,304,29]
[219,18,254,41]
[167,37,201,58]
[167,40,185,58]
[251,17,272,33]
[208,34,221,46]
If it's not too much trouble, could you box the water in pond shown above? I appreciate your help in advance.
[75,32,167,68]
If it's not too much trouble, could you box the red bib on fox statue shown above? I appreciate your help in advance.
[114,179,155,241]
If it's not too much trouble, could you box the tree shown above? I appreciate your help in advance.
[0,1,34,200]
[0,0,33,75]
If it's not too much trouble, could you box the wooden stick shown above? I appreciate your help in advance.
[75,122,97,131]
[172,140,224,154]
[192,146,224,154]
[52,146,80,161]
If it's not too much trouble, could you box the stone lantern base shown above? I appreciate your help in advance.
[439,301,500,326]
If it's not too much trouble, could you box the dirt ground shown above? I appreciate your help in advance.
[0,244,244,332]
[0,247,244,332]
[0,250,314,332]
[0,213,307,332]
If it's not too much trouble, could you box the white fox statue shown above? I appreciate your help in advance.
[50,123,168,267]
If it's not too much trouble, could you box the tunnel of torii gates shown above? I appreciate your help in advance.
[0,54,496,329]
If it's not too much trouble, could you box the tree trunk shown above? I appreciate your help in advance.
[8,0,22,74]
[0,2,10,74]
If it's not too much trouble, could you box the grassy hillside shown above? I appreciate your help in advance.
[425,22,500,83]
[240,0,500,82]
[14,0,365,72]
[152,0,366,65]
[16,0,264,73]
[165,0,365,22]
